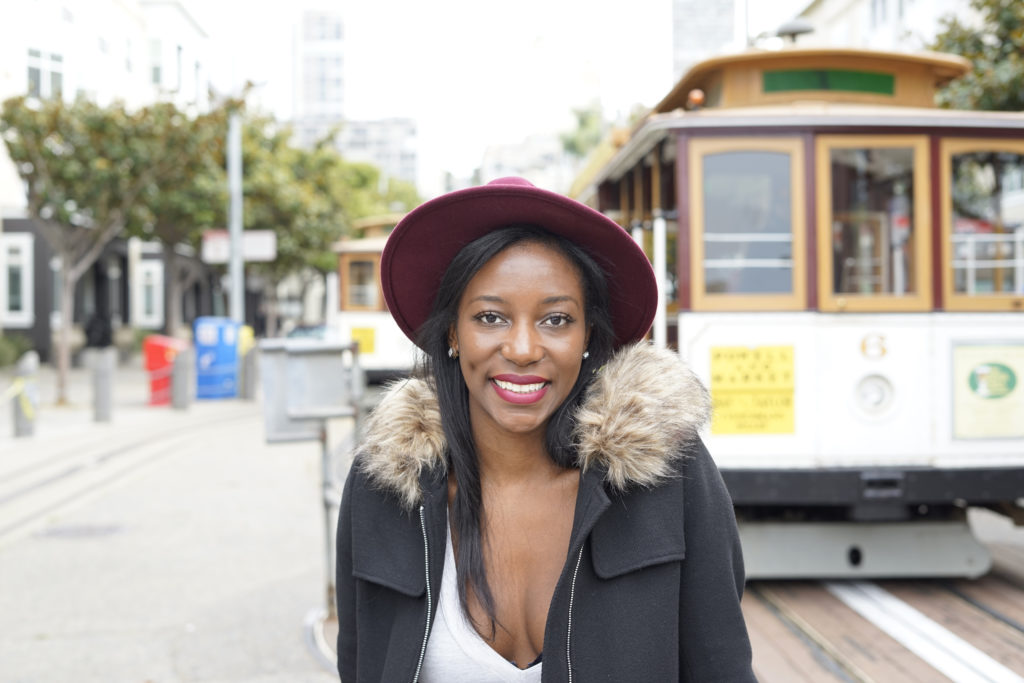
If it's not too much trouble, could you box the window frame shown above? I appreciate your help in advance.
[339,252,383,312]
[815,134,932,312]
[133,258,164,329]
[940,137,1024,312]
[1,233,34,328]
[688,136,807,311]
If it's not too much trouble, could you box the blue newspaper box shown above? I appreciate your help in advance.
[194,317,239,399]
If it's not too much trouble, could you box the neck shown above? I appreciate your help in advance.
[473,428,561,485]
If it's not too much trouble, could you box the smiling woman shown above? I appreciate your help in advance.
[335,177,756,683]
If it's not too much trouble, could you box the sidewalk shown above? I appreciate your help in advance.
[0,354,152,441]
[0,359,343,682]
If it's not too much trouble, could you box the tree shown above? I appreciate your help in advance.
[931,0,1024,111]
[141,103,233,337]
[560,102,607,159]
[237,121,419,335]
[0,96,215,403]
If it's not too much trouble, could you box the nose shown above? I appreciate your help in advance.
[501,321,543,366]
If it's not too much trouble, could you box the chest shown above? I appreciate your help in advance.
[464,480,577,664]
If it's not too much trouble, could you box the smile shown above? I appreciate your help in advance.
[493,379,546,393]
[490,376,550,404]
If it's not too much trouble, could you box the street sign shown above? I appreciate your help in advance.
[201,229,277,263]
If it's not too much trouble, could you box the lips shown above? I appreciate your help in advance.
[491,374,550,404]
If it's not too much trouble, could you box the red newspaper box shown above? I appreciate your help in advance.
[142,335,187,405]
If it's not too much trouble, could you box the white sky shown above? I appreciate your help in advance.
[188,0,808,196]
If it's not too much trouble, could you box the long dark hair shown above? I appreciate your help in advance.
[414,224,615,634]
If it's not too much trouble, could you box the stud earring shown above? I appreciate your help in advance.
[582,350,590,360]
[448,347,459,359]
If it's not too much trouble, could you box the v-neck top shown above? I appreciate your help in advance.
[418,521,543,683]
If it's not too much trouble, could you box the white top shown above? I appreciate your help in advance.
[419,523,543,683]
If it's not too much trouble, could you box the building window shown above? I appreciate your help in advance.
[176,45,182,91]
[1,233,34,328]
[27,49,63,99]
[871,0,888,26]
[941,139,1024,311]
[134,259,164,328]
[150,40,162,85]
[815,135,931,312]
[689,137,807,311]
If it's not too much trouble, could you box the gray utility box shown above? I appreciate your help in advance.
[258,339,363,443]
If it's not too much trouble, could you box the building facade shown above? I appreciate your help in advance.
[672,0,737,81]
[795,0,976,51]
[291,8,346,149]
[0,0,218,358]
[335,118,418,188]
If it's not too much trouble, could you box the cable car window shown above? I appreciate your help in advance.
[948,148,1024,305]
[816,136,931,312]
[689,137,806,311]
[704,152,793,294]
[829,147,914,295]
[347,259,377,308]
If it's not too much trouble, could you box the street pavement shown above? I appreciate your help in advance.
[0,358,342,682]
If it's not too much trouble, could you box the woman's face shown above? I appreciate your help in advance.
[450,240,589,444]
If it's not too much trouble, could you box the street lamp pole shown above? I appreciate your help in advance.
[228,112,245,325]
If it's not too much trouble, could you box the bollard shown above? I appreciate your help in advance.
[171,347,193,411]
[91,346,117,423]
[239,348,257,401]
[12,351,40,437]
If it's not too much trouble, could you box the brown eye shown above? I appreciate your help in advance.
[475,312,504,325]
[544,314,573,327]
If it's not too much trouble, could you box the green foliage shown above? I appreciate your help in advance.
[932,0,1024,110]
[0,96,231,279]
[144,105,232,248]
[0,334,33,367]
[561,102,607,159]
[237,121,420,283]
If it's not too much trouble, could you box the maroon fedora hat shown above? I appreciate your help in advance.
[380,176,657,349]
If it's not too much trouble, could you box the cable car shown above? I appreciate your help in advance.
[331,214,417,381]
[573,46,1024,578]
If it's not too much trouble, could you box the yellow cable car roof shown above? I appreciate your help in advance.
[655,47,971,113]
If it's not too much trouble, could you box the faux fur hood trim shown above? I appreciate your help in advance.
[356,342,711,510]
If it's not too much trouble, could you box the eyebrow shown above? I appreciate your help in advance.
[468,295,582,306]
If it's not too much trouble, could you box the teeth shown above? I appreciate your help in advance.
[493,379,546,394]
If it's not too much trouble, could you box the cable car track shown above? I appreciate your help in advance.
[747,567,1024,682]
[0,407,255,544]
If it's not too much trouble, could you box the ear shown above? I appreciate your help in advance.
[447,326,458,354]
[585,324,592,350]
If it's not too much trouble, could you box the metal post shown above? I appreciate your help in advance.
[228,113,245,325]
[321,343,362,621]
[12,351,39,437]
[653,214,667,348]
[239,348,257,400]
[92,346,116,423]
[320,423,336,620]
[171,347,193,410]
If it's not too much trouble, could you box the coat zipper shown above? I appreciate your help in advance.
[412,505,432,683]
[566,546,585,683]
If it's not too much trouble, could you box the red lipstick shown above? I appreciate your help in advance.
[490,374,550,405]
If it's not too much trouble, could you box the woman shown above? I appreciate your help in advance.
[336,177,755,682]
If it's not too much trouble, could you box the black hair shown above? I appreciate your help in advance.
[414,224,615,634]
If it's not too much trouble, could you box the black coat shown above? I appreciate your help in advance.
[335,343,756,682]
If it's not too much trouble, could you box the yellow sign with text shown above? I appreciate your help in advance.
[350,327,376,355]
[710,345,795,435]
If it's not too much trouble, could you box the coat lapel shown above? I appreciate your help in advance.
[588,466,687,579]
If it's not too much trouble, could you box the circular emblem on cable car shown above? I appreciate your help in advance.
[855,374,894,416]
[968,363,1017,399]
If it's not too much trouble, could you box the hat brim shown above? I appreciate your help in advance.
[381,179,657,350]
